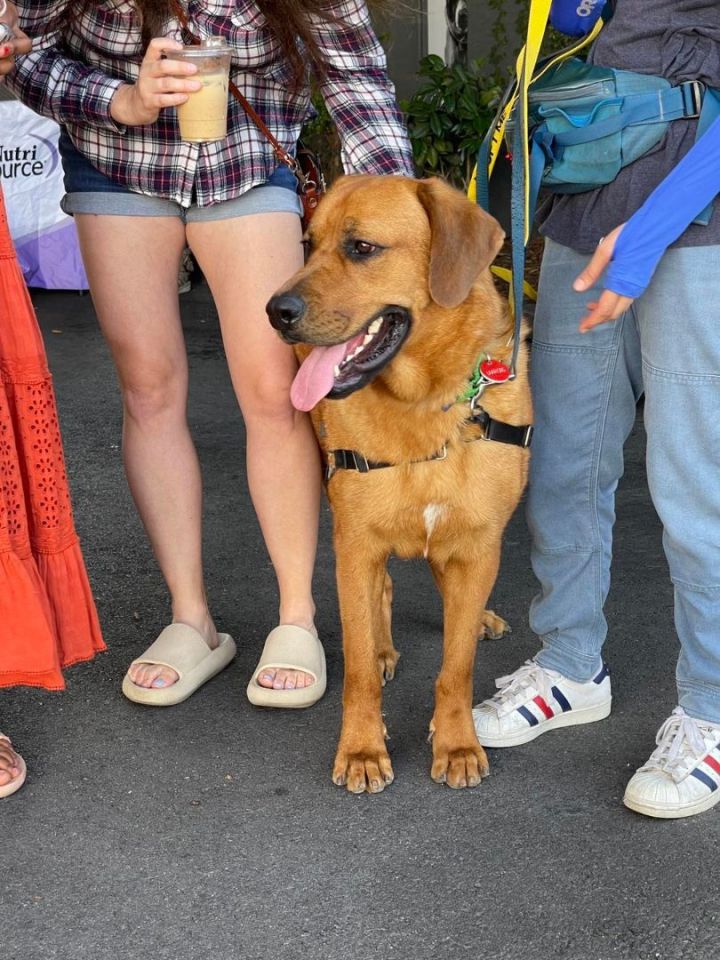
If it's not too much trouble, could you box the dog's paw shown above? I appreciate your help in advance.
[430,742,490,790]
[479,609,512,640]
[378,648,400,685]
[332,747,395,795]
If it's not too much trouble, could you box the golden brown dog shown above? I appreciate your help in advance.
[267,175,532,794]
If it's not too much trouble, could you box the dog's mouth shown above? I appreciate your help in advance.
[290,307,411,411]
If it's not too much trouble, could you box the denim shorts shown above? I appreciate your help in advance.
[58,131,303,221]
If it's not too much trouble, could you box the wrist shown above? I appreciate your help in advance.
[110,82,152,126]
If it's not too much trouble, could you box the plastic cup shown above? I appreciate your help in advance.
[173,38,231,143]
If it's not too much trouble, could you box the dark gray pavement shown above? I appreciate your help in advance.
[3,279,717,960]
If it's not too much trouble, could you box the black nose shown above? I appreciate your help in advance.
[267,293,306,332]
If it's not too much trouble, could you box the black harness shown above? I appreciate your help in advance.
[324,355,533,481]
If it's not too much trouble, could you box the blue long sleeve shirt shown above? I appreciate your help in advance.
[605,112,720,298]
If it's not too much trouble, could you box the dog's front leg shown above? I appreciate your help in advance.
[429,554,495,789]
[332,545,394,795]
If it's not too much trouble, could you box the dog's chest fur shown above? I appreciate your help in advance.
[315,400,528,563]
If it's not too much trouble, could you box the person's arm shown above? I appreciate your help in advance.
[310,0,415,176]
[574,111,720,330]
[0,2,32,78]
[549,0,606,37]
[7,2,129,128]
[7,3,201,129]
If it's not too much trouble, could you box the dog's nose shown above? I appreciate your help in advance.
[267,293,306,332]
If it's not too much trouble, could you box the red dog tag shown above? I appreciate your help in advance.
[480,358,511,383]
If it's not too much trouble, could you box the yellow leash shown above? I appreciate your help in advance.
[470,3,606,315]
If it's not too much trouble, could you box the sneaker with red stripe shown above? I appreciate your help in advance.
[623,707,720,819]
[472,659,612,748]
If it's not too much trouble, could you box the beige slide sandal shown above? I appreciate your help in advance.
[122,623,236,707]
[246,625,326,709]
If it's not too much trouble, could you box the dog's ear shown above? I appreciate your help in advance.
[417,177,505,308]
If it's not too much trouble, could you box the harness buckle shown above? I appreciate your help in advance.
[326,451,337,481]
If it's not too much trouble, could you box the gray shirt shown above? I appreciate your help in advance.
[538,0,720,253]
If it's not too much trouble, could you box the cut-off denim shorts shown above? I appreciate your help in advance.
[58,130,303,222]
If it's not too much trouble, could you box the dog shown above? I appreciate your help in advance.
[266,175,532,793]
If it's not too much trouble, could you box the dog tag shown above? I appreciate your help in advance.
[480,358,511,383]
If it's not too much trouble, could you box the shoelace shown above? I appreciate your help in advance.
[641,706,720,783]
[487,660,558,713]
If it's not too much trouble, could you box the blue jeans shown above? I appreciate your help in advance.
[528,238,720,724]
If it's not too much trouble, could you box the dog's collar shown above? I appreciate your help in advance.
[457,352,512,402]
[443,352,513,413]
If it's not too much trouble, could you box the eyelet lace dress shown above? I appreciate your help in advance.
[0,188,104,689]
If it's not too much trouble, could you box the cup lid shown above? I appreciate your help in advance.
[176,37,231,56]
[200,37,230,50]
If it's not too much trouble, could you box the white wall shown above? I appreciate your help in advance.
[425,0,447,58]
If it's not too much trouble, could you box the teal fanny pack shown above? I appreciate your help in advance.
[506,56,720,223]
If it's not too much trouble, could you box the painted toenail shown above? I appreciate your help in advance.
[153,679,167,687]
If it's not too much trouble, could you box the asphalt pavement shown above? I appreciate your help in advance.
[3,277,717,960]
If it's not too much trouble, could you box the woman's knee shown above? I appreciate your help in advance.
[120,366,187,424]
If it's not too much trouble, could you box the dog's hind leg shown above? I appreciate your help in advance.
[332,548,395,795]
[428,552,496,789]
[480,608,512,640]
[377,572,400,684]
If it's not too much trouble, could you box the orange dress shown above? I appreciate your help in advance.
[0,188,104,690]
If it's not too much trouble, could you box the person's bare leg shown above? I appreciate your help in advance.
[188,212,320,690]
[75,214,216,689]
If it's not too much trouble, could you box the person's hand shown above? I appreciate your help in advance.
[110,37,201,126]
[0,2,32,78]
[573,224,635,332]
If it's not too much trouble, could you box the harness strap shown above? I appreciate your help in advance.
[325,445,447,481]
[467,409,534,448]
[325,411,532,481]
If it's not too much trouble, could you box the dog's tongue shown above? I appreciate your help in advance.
[290,332,366,411]
[290,342,352,412]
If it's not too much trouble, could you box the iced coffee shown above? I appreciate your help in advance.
[173,39,231,143]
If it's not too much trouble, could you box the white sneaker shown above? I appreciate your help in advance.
[623,707,720,819]
[473,659,612,747]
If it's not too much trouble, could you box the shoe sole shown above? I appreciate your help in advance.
[623,787,720,819]
[476,699,612,748]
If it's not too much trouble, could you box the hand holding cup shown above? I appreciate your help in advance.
[110,36,203,127]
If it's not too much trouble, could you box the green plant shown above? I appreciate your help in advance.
[400,55,503,191]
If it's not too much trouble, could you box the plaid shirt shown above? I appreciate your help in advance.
[9,1,415,207]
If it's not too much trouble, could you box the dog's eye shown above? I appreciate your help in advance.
[353,240,377,256]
